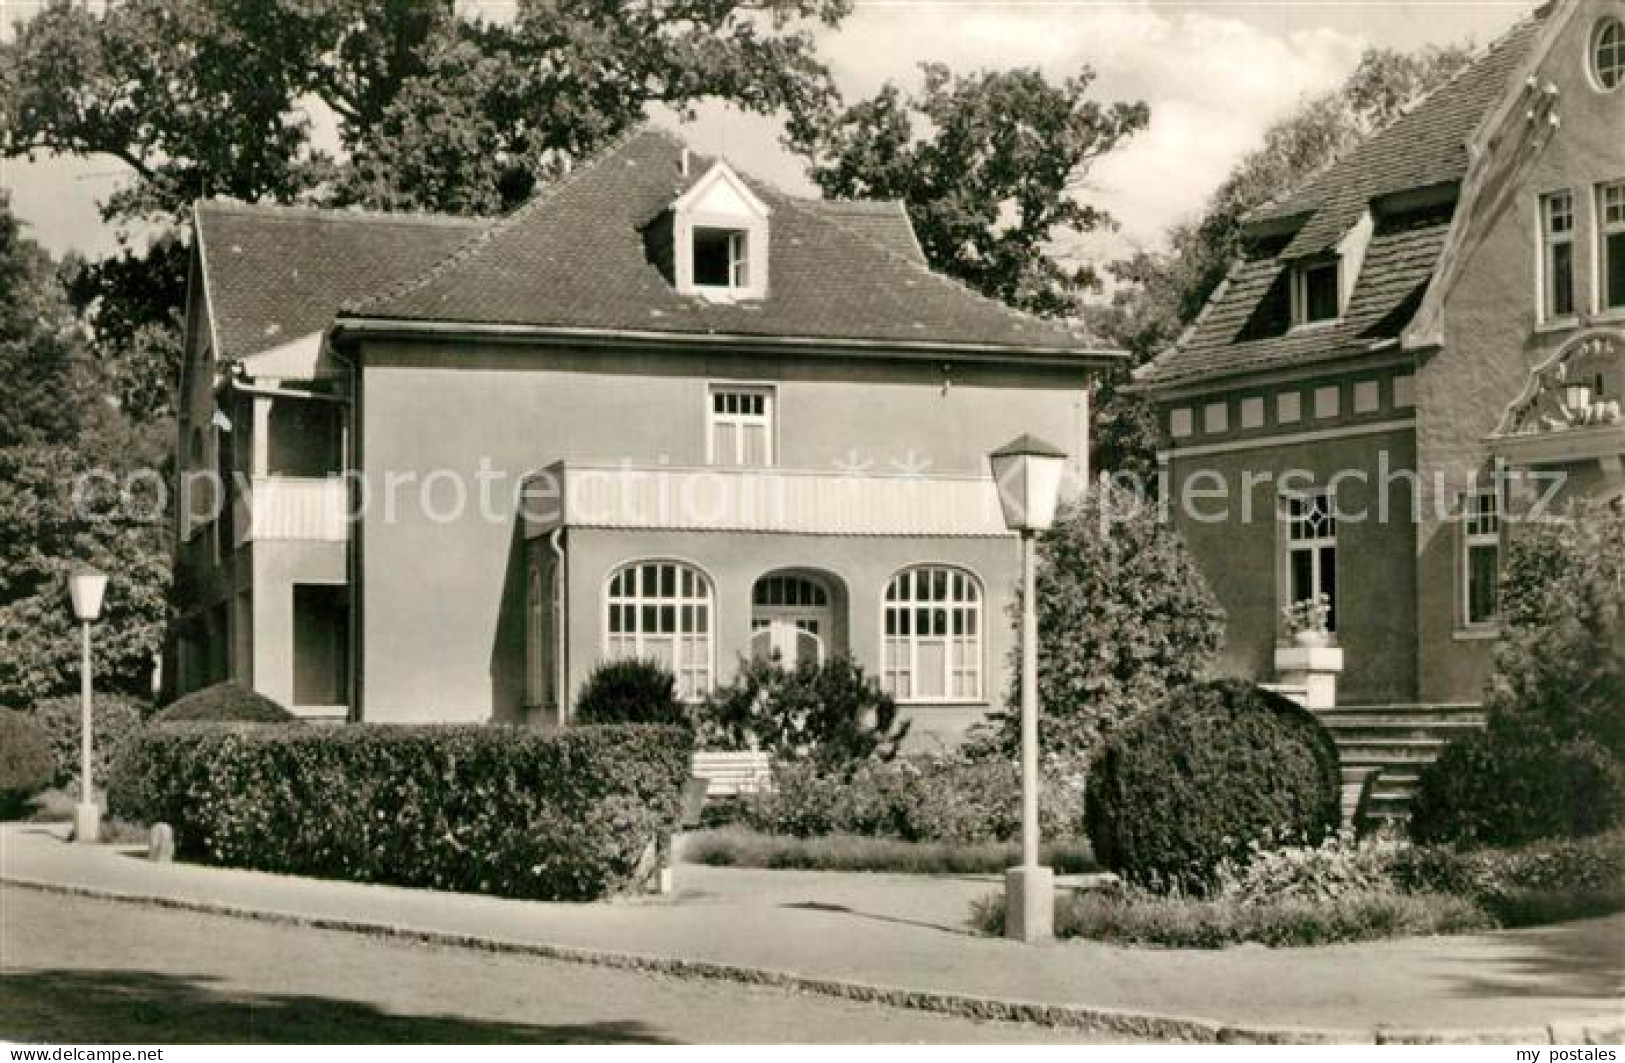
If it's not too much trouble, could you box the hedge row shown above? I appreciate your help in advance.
[109,723,692,901]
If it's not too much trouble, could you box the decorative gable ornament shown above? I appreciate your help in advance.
[1495,330,1625,436]
[668,161,771,302]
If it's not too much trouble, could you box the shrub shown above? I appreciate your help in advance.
[151,681,295,725]
[108,723,692,901]
[1413,504,1625,846]
[574,658,689,727]
[0,710,55,815]
[29,693,146,788]
[738,754,1078,843]
[1215,830,1399,907]
[680,829,1097,875]
[699,655,908,769]
[0,710,54,813]
[970,884,1490,948]
[983,481,1225,759]
[1085,679,1341,895]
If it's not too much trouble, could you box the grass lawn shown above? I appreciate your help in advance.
[678,828,1098,875]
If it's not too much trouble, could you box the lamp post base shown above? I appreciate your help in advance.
[1004,865,1055,943]
[73,802,100,845]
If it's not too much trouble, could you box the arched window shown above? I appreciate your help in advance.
[1593,17,1623,91]
[605,561,714,698]
[881,566,982,702]
[750,574,831,667]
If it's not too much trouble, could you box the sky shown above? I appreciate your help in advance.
[0,0,1531,266]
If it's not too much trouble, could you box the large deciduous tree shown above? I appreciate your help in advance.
[793,63,1148,317]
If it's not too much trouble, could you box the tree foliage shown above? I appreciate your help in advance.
[793,62,1147,317]
[977,481,1225,761]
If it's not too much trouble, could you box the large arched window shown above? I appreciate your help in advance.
[881,565,982,702]
[604,560,714,698]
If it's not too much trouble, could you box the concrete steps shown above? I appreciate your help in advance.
[1317,705,1485,827]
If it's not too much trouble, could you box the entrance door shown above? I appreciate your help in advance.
[749,574,832,668]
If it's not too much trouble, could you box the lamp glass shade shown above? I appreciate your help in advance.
[989,435,1068,533]
[68,567,108,622]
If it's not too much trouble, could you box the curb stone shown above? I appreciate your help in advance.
[1,874,1616,1045]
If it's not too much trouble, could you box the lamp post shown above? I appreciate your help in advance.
[988,434,1067,943]
[68,566,108,845]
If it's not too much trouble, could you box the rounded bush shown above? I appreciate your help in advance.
[1084,679,1341,895]
[574,659,689,726]
[1409,717,1625,847]
[0,709,55,816]
[150,681,295,725]
[29,693,146,788]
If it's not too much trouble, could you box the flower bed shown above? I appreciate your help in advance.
[679,828,1097,875]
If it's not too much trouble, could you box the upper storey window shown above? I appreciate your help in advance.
[670,161,769,301]
[1599,181,1625,312]
[1292,260,1340,326]
[1592,17,1623,92]
[1541,190,1576,321]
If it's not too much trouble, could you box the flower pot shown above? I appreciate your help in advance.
[1292,629,1330,648]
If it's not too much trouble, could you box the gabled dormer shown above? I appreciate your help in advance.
[665,160,771,301]
[1288,209,1374,330]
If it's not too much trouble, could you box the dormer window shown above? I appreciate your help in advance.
[667,159,770,301]
[1292,260,1341,326]
[694,227,749,290]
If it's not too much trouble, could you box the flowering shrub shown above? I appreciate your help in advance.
[1281,593,1331,636]
[1215,830,1399,907]
[108,723,692,901]
[739,754,1079,843]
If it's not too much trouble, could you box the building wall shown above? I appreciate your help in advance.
[559,527,1022,749]
[1416,3,1625,702]
[249,539,347,717]
[357,339,1089,724]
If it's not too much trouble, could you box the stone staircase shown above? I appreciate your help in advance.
[1313,705,1486,827]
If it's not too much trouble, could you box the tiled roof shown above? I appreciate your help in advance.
[1137,6,1549,390]
[345,128,1102,353]
[195,202,487,360]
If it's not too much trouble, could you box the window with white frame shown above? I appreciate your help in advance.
[709,386,774,466]
[1593,16,1623,91]
[1292,260,1341,326]
[881,566,982,702]
[693,227,749,290]
[750,574,831,668]
[1284,491,1338,633]
[1599,180,1625,311]
[604,561,713,699]
[1542,190,1576,320]
[1462,487,1501,628]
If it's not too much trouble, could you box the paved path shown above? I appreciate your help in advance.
[4,825,1622,1041]
[1,889,1123,1044]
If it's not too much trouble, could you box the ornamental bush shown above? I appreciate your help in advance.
[29,693,146,788]
[0,709,54,815]
[108,723,692,901]
[1084,679,1341,895]
[699,655,908,769]
[574,658,689,727]
[151,681,296,725]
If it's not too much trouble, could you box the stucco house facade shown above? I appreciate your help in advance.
[1134,0,1624,813]
[169,128,1118,745]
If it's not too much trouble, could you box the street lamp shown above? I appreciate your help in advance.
[68,566,108,846]
[988,434,1067,943]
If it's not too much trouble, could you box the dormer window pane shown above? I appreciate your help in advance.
[1303,263,1339,322]
[694,227,747,289]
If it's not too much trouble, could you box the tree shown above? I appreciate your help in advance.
[1089,45,1471,475]
[0,194,168,708]
[793,63,1148,317]
[977,481,1225,761]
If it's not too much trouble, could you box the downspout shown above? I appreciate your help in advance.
[549,527,568,727]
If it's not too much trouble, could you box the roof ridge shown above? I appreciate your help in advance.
[343,124,669,317]
[1245,5,1546,225]
[767,191,1098,346]
[196,198,490,229]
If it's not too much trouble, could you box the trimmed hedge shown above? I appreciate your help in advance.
[151,681,296,725]
[1085,679,1342,895]
[0,710,54,816]
[30,693,146,788]
[109,723,693,901]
